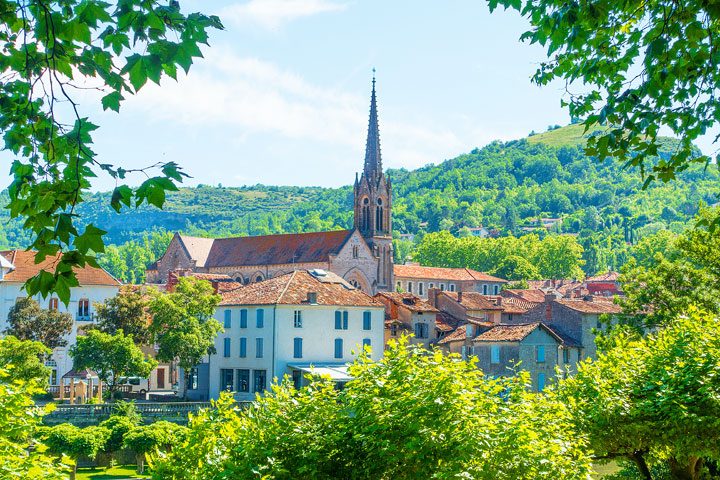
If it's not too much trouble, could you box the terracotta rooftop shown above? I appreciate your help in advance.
[0,250,120,286]
[555,298,622,314]
[491,296,538,315]
[436,323,468,345]
[441,291,504,311]
[586,271,621,282]
[178,230,354,268]
[502,289,547,304]
[394,265,507,283]
[219,270,382,307]
[436,312,463,332]
[375,292,438,313]
[474,323,541,342]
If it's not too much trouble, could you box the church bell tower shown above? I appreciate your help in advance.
[354,72,394,292]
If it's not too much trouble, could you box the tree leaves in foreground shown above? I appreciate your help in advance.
[0,1,223,302]
[0,335,51,384]
[151,338,592,480]
[557,309,720,480]
[489,0,720,185]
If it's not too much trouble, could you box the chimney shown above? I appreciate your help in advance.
[428,288,439,307]
[495,296,502,307]
[307,292,318,304]
[458,291,463,303]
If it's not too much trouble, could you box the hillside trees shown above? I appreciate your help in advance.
[489,0,720,185]
[0,1,222,301]
[5,298,73,349]
[151,338,592,480]
[149,277,222,399]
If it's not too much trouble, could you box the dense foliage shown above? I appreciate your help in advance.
[0,335,51,384]
[94,286,153,345]
[151,338,592,480]
[0,1,222,302]
[5,297,73,349]
[489,0,720,185]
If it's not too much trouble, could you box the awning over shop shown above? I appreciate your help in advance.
[288,363,353,382]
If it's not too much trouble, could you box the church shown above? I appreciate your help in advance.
[146,78,394,294]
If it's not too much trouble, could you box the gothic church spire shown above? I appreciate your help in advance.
[363,70,382,180]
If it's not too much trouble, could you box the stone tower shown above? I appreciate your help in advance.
[354,74,394,292]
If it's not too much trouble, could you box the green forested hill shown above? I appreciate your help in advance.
[0,124,717,279]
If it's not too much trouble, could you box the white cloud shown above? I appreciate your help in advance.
[127,48,466,173]
[221,0,347,30]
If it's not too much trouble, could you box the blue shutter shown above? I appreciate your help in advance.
[363,338,371,348]
[537,345,545,363]
[223,337,231,357]
[256,338,263,358]
[537,373,546,392]
[293,337,303,359]
[256,309,264,328]
[240,309,248,328]
[342,311,349,330]
[224,310,232,328]
[334,338,343,359]
[335,311,342,329]
[363,311,371,330]
[239,337,247,358]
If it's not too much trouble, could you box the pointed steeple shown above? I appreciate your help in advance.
[363,69,382,180]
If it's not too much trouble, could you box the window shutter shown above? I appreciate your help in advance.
[335,311,342,329]
[343,311,349,330]
[240,309,248,328]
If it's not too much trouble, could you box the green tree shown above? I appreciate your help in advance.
[533,235,585,280]
[149,277,222,399]
[489,0,720,184]
[152,338,592,480]
[124,421,187,474]
[0,336,51,384]
[493,254,540,281]
[70,330,156,396]
[557,310,720,480]
[0,367,68,479]
[40,424,110,480]
[0,2,222,302]
[5,298,73,349]
[95,286,152,345]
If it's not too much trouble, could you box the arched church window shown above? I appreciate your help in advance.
[376,205,384,231]
[377,198,382,205]
[255,275,264,283]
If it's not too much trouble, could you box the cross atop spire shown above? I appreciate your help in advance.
[363,70,382,180]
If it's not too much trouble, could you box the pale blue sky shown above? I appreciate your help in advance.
[11,1,680,190]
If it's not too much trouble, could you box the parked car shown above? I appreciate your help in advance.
[117,376,150,395]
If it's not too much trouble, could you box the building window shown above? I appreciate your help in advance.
[253,370,266,393]
[188,368,199,390]
[483,285,488,295]
[407,282,413,293]
[294,310,303,328]
[363,311,372,330]
[414,322,429,339]
[537,373,546,392]
[363,338,371,348]
[418,283,424,296]
[48,298,59,311]
[335,311,348,330]
[223,337,231,357]
[255,275,264,283]
[237,369,249,392]
[221,369,234,391]
[562,348,569,364]
[429,283,435,289]
[256,309,264,328]
[390,324,398,337]
[293,337,303,359]
[493,285,499,295]
[440,284,446,291]
[449,284,456,292]
[224,309,232,328]
[292,370,302,389]
[491,345,501,364]
[334,338,343,359]
[240,309,248,328]
[396,281,402,291]
[239,337,247,358]
[256,338,264,358]
[536,345,546,363]
[78,299,90,318]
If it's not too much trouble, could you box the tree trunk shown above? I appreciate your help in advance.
[668,456,703,480]
[631,451,653,480]
[137,453,145,474]
[70,462,77,480]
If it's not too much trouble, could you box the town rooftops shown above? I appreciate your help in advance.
[219,269,382,308]
[502,288,547,304]
[436,323,468,345]
[555,297,622,314]
[176,230,354,268]
[441,291,504,311]
[0,250,120,286]
[474,322,580,347]
[393,264,507,283]
[586,271,621,282]
[375,292,438,313]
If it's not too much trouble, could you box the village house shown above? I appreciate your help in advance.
[147,79,394,295]
[374,292,440,349]
[394,264,507,299]
[182,269,385,401]
[0,250,121,386]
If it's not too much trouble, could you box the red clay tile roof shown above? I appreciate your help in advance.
[435,312,463,332]
[474,323,541,342]
[200,230,353,268]
[502,289,547,303]
[555,298,622,314]
[441,292,504,311]
[374,292,438,313]
[586,271,620,282]
[178,235,215,268]
[393,265,507,283]
[0,250,120,286]
[219,270,382,307]
[494,296,538,315]
[436,323,468,345]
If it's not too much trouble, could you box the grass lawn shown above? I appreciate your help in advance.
[76,465,149,480]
